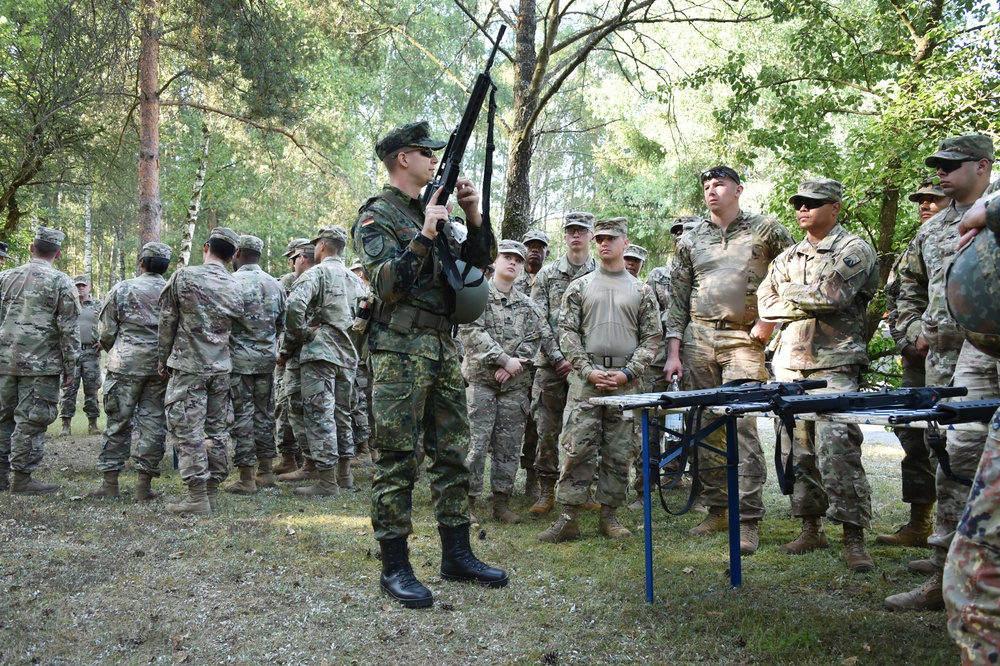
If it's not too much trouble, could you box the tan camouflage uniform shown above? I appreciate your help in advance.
[275,269,301,459]
[61,286,101,420]
[346,268,371,458]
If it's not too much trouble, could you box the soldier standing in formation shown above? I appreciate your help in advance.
[273,238,311,475]
[349,257,374,468]
[0,227,80,494]
[623,244,648,277]
[61,273,101,435]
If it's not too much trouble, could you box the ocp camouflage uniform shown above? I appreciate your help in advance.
[758,223,879,528]
[556,265,661,507]
[460,279,543,497]
[512,267,541,476]
[229,262,285,468]
[0,254,81,475]
[353,184,495,541]
[346,269,371,457]
[61,294,101,420]
[665,212,794,521]
[158,259,242,486]
[634,265,674,495]
[274,270,301,459]
[96,271,168,474]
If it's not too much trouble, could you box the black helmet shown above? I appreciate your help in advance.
[946,228,1000,358]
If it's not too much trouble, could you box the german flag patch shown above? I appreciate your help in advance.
[361,217,375,227]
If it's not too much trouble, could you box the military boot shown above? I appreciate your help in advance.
[351,440,373,468]
[875,502,934,548]
[379,538,433,609]
[626,494,644,511]
[165,481,211,516]
[843,524,875,572]
[205,478,221,510]
[582,490,601,512]
[908,558,936,575]
[294,468,339,496]
[524,468,540,503]
[537,504,582,543]
[740,520,760,555]
[439,523,509,588]
[599,505,631,538]
[468,495,479,524]
[224,466,257,495]
[88,471,120,498]
[88,418,100,435]
[528,478,556,516]
[689,506,728,536]
[272,452,299,475]
[885,570,944,611]
[492,493,522,524]
[279,458,318,482]
[255,458,276,488]
[780,516,829,554]
[135,472,158,502]
[9,471,60,495]
[60,417,72,436]
[337,458,354,490]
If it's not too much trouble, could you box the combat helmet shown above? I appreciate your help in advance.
[945,226,1000,358]
[448,259,489,324]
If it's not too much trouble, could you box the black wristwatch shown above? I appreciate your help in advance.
[620,368,634,382]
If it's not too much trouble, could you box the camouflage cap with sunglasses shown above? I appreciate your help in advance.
[700,165,741,185]
[789,178,843,204]
[925,135,995,168]
[375,121,447,161]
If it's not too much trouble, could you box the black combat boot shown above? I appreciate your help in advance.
[379,538,433,609]
[438,523,509,588]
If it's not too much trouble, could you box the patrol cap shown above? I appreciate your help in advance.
[789,178,843,204]
[312,225,349,246]
[141,242,172,260]
[623,244,648,262]
[521,229,550,246]
[563,212,595,231]
[375,121,447,160]
[283,238,310,257]
[594,217,628,238]
[925,135,995,168]
[34,226,65,248]
[497,239,527,260]
[349,257,364,271]
[238,234,264,253]
[0,241,8,258]
[291,243,315,260]
[908,180,947,202]
[209,226,239,247]
[700,165,741,185]
[73,274,91,286]
[670,215,701,234]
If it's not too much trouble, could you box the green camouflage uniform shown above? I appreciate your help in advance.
[556,264,661,507]
[96,270,169,474]
[758,223,879,528]
[353,184,495,541]
[347,270,372,453]
[0,253,81,473]
[61,292,102,420]
[460,276,543,497]
[158,255,243,486]
[512,265,540,473]
[665,211,794,521]
[634,265,674,494]
[275,270,302,458]
[229,261,285,468]
[530,253,596,481]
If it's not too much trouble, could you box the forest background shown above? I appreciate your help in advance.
[1,0,997,379]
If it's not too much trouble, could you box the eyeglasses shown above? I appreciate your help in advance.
[933,157,978,174]
[791,198,833,210]
[565,227,591,236]
[401,147,435,158]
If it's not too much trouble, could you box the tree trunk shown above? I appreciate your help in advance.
[179,119,210,267]
[866,178,900,341]
[83,186,93,275]
[501,0,539,241]
[115,218,126,284]
[138,0,161,250]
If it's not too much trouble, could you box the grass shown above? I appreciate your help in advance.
[0,413,960,665]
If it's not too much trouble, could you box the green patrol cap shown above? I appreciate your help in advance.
[925,135,995,168]
[141,242,172,260]
[563,212,595,231]
[594,217,628,238]
[311,225,349,246]
[283,238,310,257]
[238,235,264,253]
[34,226,65,248]
[209,226,239,247]
[497,239,527,260]
[908,179,947,202]
[521,229,550,246]
[623,244,648,262]
[670,215,701,234]
[789,178,843,204]
[73,274,91,286]
[375,121,447,161]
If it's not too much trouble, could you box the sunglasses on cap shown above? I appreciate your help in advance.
[700,167,740,184]
[791,198,834,210]
[932,157,978,174]
[401,147,435,158]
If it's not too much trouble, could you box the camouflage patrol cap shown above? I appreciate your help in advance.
[209,226,239,247]
[623,244,648,262]
[0,241,8,258]
[238,234,264,253]
[670,215,701,234]
[283,238,310,257]
[141,242,172,260]
[291,243,315,260]
[497,239,527,260]
[594,217,628,238]
[908,180,947,202]
[73,274,91,286]
[925,135,995,168]
[311,225,349,246]
[349,257,364,271]
[563,212,595,231]
[789,178,843,204]
[34,226,65,248]
[521,229,550,246]
[375,121,447,160]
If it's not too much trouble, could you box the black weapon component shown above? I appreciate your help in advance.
[888,399,1000,425]
[626,378,827,412]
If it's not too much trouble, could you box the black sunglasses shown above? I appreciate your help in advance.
[933,157,978,174]
[402,147,435,158]
[700,167,739,184]
[791,198,833,210]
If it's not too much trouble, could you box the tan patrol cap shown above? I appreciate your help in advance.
[238,235,264,252]
[563,212,595,231]
[73,274,91,286]
[34,226,65,248]
[209,227,239,247]
[594,217,627,238]
[623,244,648,262]
[497,239,527,260]
[283,238,310,257]
[141,242,172,260]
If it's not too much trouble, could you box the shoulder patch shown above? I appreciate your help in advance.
[844,254,860,268]
[362,233,384,257]
[361,217,375,227]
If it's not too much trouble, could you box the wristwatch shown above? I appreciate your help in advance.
[620,368,634,382]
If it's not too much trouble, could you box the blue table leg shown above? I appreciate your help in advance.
[643,408,654,603]
[725,414,742,588]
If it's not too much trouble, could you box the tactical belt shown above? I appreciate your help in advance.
[691,316,754,332]
[371,301,452,333]
[588,353,632,367]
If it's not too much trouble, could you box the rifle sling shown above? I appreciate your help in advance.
[926,425,974,487]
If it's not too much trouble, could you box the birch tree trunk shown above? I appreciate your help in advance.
[83,186,93,275]
[179,119,210,267]
[138,0,161,250]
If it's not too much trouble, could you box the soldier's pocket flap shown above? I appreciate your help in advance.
[301,373,331,400]
[164,380,190,408]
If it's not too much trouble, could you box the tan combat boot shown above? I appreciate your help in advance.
[875,502,934,548]
[272,452,299,475]
[740,520,760,555]
[165,481,211,516]
[351,441,373,467]
[294,468,339,496]
[582,490,601,512]
[524,468,540,503]
[255,458,276,488]
[88,418,100,435]
[60,418,72,436]
[135,472,158,502]
[885,570,944,611]
[908,558,936,575]
[780,516,830,554]
[842,524,875,572]
[538,504,582,543]
[206,478,220,511]
[88,471,120,498]
[279,458,319,482]
[529,478,556,516]
[626,493,644,511]
[689,506,728,536]
[9,471,60,495]
[224,466,257,495]
[599,504,631,538]
[337,458,354,490]
[492,493,522,524]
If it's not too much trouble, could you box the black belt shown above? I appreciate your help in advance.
[588,353,631,367]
